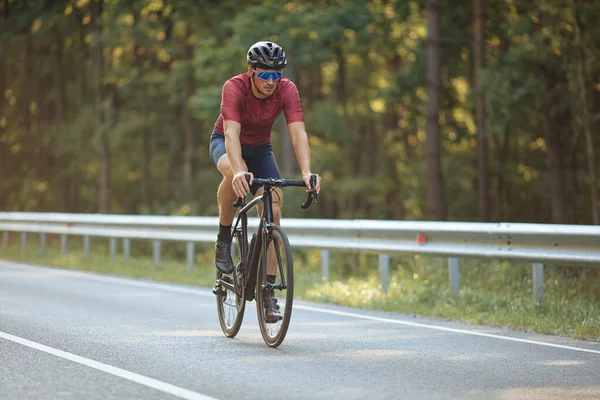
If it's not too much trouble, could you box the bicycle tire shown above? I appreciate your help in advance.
[216,231,245,338]
[255,225,294,348]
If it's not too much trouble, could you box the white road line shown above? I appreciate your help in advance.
[0,261,207,296]
[294,305,600,355]
[0,331,218,400]
[2,261,599,355]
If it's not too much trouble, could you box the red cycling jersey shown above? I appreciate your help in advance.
[213,73,304,146]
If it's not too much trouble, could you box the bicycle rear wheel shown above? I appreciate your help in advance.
[256,225,294,348]
[216,231,245,338]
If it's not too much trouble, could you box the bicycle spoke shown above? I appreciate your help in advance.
[216,231,245,338]
[256,226,294,348]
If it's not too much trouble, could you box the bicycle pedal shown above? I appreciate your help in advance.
[212,285,227,296]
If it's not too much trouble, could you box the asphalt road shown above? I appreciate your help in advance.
[1,260,599,400]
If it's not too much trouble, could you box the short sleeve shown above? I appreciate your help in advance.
[221,79,244,123]
[282,81,304,124]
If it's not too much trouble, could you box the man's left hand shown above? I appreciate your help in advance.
[302,172,321,195]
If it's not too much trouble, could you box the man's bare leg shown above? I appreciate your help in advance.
[214,154,247,274]
[217,155,239,226]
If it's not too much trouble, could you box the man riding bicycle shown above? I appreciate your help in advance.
[209,41,321,322]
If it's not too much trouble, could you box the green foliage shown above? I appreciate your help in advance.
[0,0,599,223]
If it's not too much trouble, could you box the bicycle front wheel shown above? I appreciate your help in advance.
[216,231,245,338]
[256,225,294,348]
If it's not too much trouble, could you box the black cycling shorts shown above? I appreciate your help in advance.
[209,131,281,194]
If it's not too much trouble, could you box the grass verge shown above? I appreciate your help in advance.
[1,235,599,341]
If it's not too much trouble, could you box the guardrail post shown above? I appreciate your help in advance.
[109,238,117,260]
[83,236,90,259]
[40,233,46,255]
[21,232,27,251]
[186,242,195,271]
[153,240,161,266]
[448,257,460,297]
[379,253,390,292]
[532,263,544,305]
[123,239,130,262]
[320,249,329,281]
[3,231,7,248]
[61,234,67,255]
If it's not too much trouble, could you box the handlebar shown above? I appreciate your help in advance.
[301,174,318,209]
[232,174,319,209]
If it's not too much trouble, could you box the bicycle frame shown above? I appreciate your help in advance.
[216,175,317,302]
[217,187,274,301]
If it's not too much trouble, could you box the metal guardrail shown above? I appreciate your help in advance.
[1,212,599,305]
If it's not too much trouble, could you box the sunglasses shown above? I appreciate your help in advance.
[252,68,283,81]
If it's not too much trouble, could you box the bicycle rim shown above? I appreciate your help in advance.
[216,231,245,338]
[256,225,294,348]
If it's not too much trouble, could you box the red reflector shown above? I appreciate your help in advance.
[66,222,72,228]
[417,234,426,244]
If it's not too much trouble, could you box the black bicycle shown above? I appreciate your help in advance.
[212,174,318,347]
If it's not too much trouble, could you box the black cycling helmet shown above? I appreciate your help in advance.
[247,41,287,70]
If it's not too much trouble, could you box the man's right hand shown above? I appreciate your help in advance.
[232,171,253,198]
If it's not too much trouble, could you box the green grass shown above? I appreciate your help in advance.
[0,237,218,288]
[2,235,599,341]
[301,253,600,340]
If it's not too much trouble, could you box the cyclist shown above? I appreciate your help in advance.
[209,41,321,322]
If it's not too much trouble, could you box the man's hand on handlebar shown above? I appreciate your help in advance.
[300,173,320,209]
[232,171,253,198]
[302,172,321,195]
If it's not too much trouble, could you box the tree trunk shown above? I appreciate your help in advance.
[383,119,406,220]
[493,124,511,221]
[181,26,196,207]
[141,131,151,207]
[543,120,569,224]
[53,27,71,212]
[72,6,88,102]
[312,64,323,105]
[335,45,347,113]
[24,36,34,134]
[100,122,111,213]
[0,58,4,209]
[90,0,109,213]
[473,0,490,221]
[425,0,445,221]
[334,45,356,214]
[536,8,573,224]
[574,4,598,224]
[130,11,150,210]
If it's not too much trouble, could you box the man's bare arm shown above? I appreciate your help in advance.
[288,121,320,193]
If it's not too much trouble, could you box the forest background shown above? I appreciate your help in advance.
[1,0,599,226]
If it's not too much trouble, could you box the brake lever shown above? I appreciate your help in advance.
[301,174,318,209]
[232,174,252,208]
[233,197,245,208]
